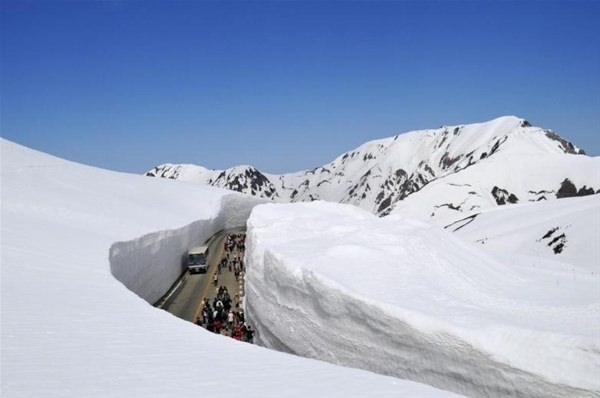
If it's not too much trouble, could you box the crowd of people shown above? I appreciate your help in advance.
[196,232,254,344]
[195,286,254,342]
[212,233,246,286]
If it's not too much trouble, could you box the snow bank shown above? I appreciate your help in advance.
[1,138,459,397]
[245,201,600,397]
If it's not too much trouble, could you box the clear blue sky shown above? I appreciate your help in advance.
[2,1,599,174]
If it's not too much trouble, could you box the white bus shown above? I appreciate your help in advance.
[187,245,209,274]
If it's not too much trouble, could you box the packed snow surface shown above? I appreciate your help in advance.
[1,139,461,397]
[245,201,600,397]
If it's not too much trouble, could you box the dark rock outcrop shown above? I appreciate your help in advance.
[491,186,519,205]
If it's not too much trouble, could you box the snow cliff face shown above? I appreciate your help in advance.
[146,116,597,219]
[244,201,600,398]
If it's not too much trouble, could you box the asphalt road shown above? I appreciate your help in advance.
[158,227,245,323]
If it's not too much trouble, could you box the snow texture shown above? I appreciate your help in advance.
[245,201,600,398]
[1,138,459,397]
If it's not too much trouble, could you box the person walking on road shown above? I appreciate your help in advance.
[227,310,234,328]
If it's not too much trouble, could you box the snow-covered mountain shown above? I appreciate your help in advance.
[3,138,598,397]
[146,116,598,219]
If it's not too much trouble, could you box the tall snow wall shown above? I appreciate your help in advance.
[110,194,265,304]
[244,201,599,398]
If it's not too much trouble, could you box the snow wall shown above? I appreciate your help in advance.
[110,194,266,304]
[244,201,599,398]
[3,138,468,397]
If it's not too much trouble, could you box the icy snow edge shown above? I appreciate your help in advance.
[245,201,600,398]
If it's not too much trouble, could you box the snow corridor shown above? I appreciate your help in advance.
[108,196,598,398]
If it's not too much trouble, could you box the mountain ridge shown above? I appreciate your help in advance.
[146,116,597,218]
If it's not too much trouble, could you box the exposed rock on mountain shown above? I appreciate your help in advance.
[146,116,598,219]
[441,194,599,270]
[555,178,597,199]
[491,186,519,205]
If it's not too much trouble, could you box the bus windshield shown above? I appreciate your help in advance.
[188,253,206,266]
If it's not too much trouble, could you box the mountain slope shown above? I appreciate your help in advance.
[389,153,599,219]
[439,194,600,272]
[146,116,597,218]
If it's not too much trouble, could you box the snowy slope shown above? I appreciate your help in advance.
[1,139,460,397]
[389,153,600,220]
[146,116,597,218]
[147,163,280,199]
[440,195,600,272]
[245,201,600,398]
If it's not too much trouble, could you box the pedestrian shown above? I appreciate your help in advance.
[245,325,254,343]
[233,325,242,341]
[227,310,234,328]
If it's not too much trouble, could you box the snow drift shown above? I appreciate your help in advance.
[245,201,600,398]
[1,139,459,397]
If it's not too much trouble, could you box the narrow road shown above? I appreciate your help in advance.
[158,227,245,323]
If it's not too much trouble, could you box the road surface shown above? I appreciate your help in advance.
[157,227,245,323]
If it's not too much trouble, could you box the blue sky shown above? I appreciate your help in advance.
[2,1,599,174]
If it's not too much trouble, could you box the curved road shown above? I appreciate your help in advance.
[157,227,246,322]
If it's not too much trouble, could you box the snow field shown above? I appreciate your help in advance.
[1,139,461,397]
[441,194,600,273]
[390,153,599,220]
[244,201,599,397]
